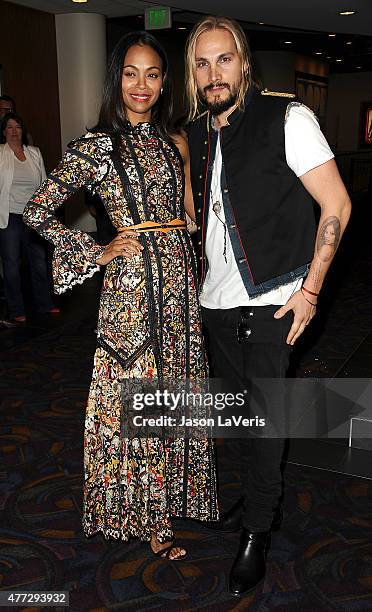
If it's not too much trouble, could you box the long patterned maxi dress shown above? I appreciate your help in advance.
[23,122,218,542]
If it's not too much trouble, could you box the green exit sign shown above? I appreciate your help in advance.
[145,6,172,30]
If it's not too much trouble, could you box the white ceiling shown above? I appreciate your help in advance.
[7,0,372,36]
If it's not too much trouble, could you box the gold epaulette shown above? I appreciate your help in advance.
[261,89,296,98]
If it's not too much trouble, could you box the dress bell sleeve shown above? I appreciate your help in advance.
[23,135,109,294]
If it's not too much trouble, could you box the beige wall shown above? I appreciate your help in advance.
[55,13,107,231]
[55,13,106,151]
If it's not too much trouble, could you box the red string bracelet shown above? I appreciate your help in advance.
[301,288,317,306]
[302,286,319,297]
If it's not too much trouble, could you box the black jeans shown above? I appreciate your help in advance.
[202,305,293,532]
[0,213,55,318]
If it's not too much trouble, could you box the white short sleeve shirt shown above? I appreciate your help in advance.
[9,157,41,215]
[200,103,334,309]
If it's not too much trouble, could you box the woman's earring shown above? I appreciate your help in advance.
[161,87,164,94]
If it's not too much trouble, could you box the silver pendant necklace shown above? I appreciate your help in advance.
[211,200,228,263]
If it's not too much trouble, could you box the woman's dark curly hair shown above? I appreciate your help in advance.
[1,112,28,145]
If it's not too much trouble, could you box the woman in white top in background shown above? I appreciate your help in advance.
[0,113,58,323]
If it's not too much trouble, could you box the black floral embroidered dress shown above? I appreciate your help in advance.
[23,122,218,542]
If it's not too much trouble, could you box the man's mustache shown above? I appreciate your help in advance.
[204,82,230,94]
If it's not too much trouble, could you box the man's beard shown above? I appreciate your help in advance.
[200,82,238,115]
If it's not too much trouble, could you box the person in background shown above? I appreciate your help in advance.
[0,113,59,323]
[0,95,33,144]
[0,95,16,119]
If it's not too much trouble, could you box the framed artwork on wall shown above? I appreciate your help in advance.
[359,101,372,147]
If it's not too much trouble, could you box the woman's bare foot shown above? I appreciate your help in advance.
[150,532,186,560]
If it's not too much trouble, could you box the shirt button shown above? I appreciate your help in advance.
[202,156,206,160]
[229,224,236,228]
[197,208,201,213]
[197,226,201,230]
[204,140,208,145]
[198,192,202,196]
[198,241,202,245]
[239,258,245,264]
[223,188,229,193]
[199,175,203,179]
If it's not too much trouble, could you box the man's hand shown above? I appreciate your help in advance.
[96,232,143,266]
[274,289,316,345]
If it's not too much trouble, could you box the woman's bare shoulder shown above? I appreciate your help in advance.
[171,131,189,162]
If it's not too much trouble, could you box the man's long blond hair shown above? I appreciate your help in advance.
[185,16,252,121]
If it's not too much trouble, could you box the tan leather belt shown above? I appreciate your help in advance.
[117,218,186,234]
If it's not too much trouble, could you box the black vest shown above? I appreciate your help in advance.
[187,88,317,289]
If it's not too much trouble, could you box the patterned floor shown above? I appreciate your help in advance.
[1,326,371,611]
[1,196,372,610]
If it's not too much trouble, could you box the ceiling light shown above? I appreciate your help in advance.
[356,65,362,69]
[326,56,332,59]
[72,0,88,3]
[328,33,336,37]
[258,22,265,25]
[336,58,343,62]
[315,52,322,55]
[346,41,352,44]
[284,41,292,44]
[177,27,187,30]
[339,10,355,16]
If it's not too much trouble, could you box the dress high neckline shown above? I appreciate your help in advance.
[123,120,157,137]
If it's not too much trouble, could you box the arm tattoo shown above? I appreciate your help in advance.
[316,216,341,262]
[307,261,322,292]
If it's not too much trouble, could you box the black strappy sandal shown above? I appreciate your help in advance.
[151,540,187,561]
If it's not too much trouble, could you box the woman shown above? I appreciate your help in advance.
[317,216,340,263]
[24,32,217,559]
[0,113,58,322]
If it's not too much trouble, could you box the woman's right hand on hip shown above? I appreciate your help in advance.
[96,232,143,265]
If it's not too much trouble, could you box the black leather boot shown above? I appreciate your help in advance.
[229,529,271,596]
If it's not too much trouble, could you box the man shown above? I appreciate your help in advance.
[0,95,16,119]
[184,16,351,596]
